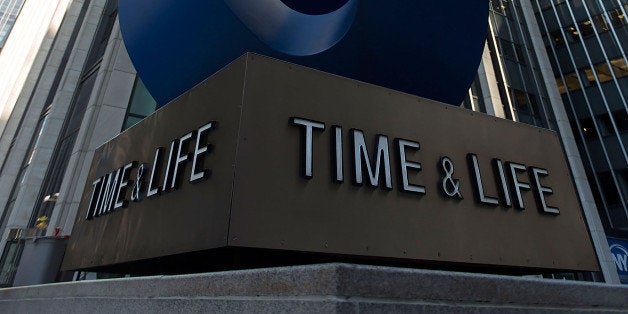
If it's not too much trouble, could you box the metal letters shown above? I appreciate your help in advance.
[439,156,462,199]
[397,139,425,195]
[468,154,498,205]
[85,121,215,220]
[352,130,392,189]
[509,162,531,210]
[288,117,560,215]
[131,163,146,202]
[85,116,564,221]
[290,117,325,179]
[530,167,560,215]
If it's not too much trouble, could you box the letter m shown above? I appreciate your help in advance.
[352,130,392,189]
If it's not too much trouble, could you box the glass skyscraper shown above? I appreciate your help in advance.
[466,1,557,129]
[466,0,627,282]
[532,0,628,238]
[0,0,25,49]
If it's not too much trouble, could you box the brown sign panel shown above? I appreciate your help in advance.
[62,54,599,272]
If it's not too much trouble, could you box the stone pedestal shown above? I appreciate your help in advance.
[1,263,627,313]
[64,54,596,275]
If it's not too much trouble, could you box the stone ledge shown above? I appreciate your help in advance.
[1,263,627,313]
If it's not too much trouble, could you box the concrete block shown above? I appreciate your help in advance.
[0,264,626,313]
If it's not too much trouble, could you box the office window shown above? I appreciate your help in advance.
[610,57,628,78]
[29,73,97,228]
[565,72,581,91]
[556,77,567,94]
[613,110,628,133]
[566,25,580,42]
[608,8,627,28]
[122,77,157,131]
[549,30,565,46]
[594,62,614,83]
[593,14,610,32]
[513,89,530,109]
[596,110,628,135]
[514,43,526,65]
[578,20,595,39]
[491,0,512,17]
[0,239,23,287]
[29,0,118,231]
[579,117,598,141]
[499,39,516,61]
[583,67,596,84]
[599,171,622,206]
[0,0,25,49]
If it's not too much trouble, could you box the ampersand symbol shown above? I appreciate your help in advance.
[131,164,146,202]
[440,156,462,199]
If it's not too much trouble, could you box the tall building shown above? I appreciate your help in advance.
[0,0,624,286]
[463,0,622,282]
[0,0,25,49]
[467,0,559,130]
[533,0,628,237]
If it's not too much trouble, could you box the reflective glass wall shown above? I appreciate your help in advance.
[0,0,25,49]
[122,77,157,131]
[534,0,628,236]
[469,0,560,130]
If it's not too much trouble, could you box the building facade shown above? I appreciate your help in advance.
[0,0,624,286]
[534,0,628,238]
[0,0,25,49]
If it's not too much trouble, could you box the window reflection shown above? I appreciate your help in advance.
[555,57,628,94]
[122,77,157,131]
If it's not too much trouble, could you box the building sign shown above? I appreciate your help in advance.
[83,122,215,220]
[608,237,628,284]
[62,54,599,272]
[118,1,489,106]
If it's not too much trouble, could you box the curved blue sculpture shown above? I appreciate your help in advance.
[119,0,489,107]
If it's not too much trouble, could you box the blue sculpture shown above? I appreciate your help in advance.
[119,0,489,107]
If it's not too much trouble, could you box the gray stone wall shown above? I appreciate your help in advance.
[1,264,626,313]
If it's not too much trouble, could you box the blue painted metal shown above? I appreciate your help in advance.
[119,0,489,107]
